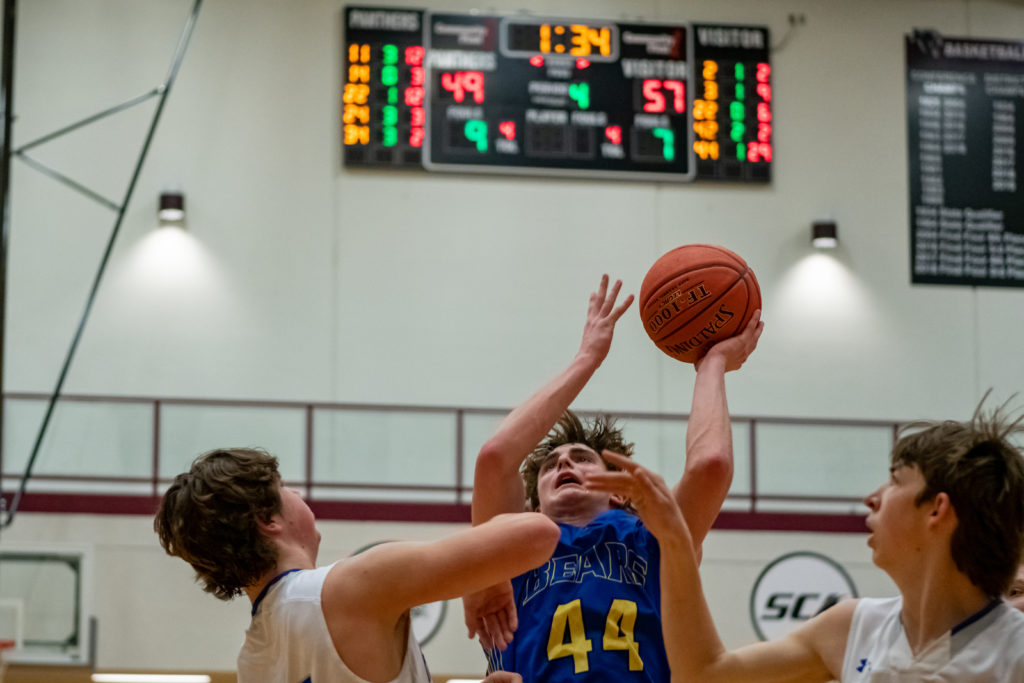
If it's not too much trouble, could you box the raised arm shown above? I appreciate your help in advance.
[675,311,762,551]
[586,451,848,683]
[322,512,560,681]
[472,275,633,524]
[327,512,559,617]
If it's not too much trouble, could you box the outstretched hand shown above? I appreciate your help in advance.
[696,309,763,372]
[483,672,523,683]
[578,274,634,364]
[584,451,692,546]
[463,581,518,652]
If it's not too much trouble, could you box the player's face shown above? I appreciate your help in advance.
[277,484,321,561]
[536,443,615,524]
[1007,564,1024,612]
[863,464,930,571]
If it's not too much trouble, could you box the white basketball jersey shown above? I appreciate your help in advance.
[841,596,1024,681]
[237,565,432,683]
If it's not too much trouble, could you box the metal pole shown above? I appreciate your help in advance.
[0,0,18,515]
[1,0,203,527]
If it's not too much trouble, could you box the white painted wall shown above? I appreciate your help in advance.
[3,0,1022,675]
[9,0,1024,416]
[0,513,897,675]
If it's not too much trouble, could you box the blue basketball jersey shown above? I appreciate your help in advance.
[487,509,667,683]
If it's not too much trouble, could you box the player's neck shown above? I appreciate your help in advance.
[544,505,610,527]
[895,562,990,653]
[244,547,316,604]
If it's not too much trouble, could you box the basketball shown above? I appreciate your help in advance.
[639,244,761,363]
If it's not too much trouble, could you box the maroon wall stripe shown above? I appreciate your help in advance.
[1,492,868,532]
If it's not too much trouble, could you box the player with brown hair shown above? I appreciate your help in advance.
[586,397,1024,682]
[156,447,559,683]
[465,274,762,682]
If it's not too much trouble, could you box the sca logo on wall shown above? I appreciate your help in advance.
[749,551,857,641]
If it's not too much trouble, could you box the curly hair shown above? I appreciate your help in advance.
[521,411,635,511]
[891,394,1024,596]
[154,448,282,600]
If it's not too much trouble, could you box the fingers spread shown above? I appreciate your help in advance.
[611,293,635,320]
[603,278,623,314]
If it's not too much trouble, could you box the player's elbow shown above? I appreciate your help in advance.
[527,513,560,560]
[476,440,504,468]
[476,440,518,478]
[686,448,733,490]
[495,512,560,565]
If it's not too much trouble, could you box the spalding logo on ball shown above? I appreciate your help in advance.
[640,244,761,363]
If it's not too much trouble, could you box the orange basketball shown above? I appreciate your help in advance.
[639,244,761,363]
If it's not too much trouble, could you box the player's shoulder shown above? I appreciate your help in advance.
[851,595,899,614]
[994,598,1024,630]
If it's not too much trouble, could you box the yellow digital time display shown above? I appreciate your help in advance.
[505,20,617,61]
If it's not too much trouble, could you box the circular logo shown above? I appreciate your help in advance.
[749,551,857,641]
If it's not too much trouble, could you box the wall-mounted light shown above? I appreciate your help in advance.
[158,191,185,222]
[812,220,838,249]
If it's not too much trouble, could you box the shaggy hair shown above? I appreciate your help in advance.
[891,394,1024,596]
[155,448,282,600]
[521,411,635,511]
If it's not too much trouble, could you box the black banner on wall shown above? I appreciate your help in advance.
[906,32,1024,287]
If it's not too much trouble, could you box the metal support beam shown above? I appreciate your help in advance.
[0,0,17,525]
[1,0,204,528]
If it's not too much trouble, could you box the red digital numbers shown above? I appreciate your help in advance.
[642,79,685,114]
[756,101,771,123]
[441,71,485,103]
[404,86,425,107]
[404,46,425,66]
[404,45,426,151]
[499,121,516,140]
[746,142,771,162]
[604,125,622,145]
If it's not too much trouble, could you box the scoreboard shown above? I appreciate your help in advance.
[343,8,427,168]
[342,6,772,182]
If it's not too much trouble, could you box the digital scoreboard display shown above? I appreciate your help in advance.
[906,32,1024,287]
[425,13,692,180]
[342,6,772,183]
[692,24,772,181]
[343,7,426,168]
